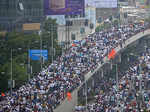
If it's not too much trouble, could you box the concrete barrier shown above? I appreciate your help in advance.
[54,29,150,112]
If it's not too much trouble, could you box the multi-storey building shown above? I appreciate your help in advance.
[0,0,43,31]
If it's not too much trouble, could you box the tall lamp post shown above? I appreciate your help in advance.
[106,61,119,109]
[85,81,88,112]
[10,49,13,96]
[113,63,119,109]
[10,47,28,95]
[48,23,56,63]
[127,53,144,110]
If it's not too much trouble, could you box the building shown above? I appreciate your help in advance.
[54,16,93,43]
[86,0,119,22]
[96,8,119,21]
[48,5,96,43]
[85,6,96,31]
[0,0,43,32]
[128,0,136,6]
[120,6,148,24]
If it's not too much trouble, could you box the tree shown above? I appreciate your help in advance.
[0,18,62,92]
[43,18,62,62]
[0,32,40,92]
[0,63,10,92]
[95,22,111,32]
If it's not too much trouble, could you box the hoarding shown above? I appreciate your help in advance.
[0,31,6,37]
[44,0,85,15]
[23,23,41,31]
[88,0,117,8]
[29,50,48,61]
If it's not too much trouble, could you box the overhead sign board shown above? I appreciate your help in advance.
[44,0,85,15]
[29,50,48,61]
[23,23,41,31]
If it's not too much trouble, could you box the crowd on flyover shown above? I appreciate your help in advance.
[86,50,150,112]
[0,21,150,112]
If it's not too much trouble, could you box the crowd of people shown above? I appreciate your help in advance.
[87,50,150,112]
[0,22,150,112]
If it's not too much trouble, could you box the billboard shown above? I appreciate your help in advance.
[88,0,117,8]
[29,50,48,61]
[0,31,6,37]
[44,0,85,15]
[23,23,41,31]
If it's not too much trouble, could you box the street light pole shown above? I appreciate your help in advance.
[51,24,54,63]
[10,49,13,96]
[85,81,88,112]
[39,30,43,70]
[101,68,104,78]
[139,63,143,109]
[114,64,119,110]
[115,64,119,91]
[28,47,31,81]
[106,61,119,109]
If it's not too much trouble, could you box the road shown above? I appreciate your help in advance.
[54,29,150,112]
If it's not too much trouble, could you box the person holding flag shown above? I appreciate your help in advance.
[108,48,116,60]
[67,92,72,101]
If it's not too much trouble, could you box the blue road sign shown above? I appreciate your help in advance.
[29,50,48,61]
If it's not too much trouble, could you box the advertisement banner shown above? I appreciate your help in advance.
[29,50,48,61]
[0,31,6,37]
[89,0,117,8]
[44,0,85,15]
[23,23,41,31]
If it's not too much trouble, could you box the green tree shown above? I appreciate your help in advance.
[0,62,10,92]
[0,32,40,92]
[0,18,62,92]
[95,22,111,32]
[43,18,62,62]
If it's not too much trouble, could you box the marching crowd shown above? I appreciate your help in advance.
[87,50,150,112]
[0,22,150,112]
